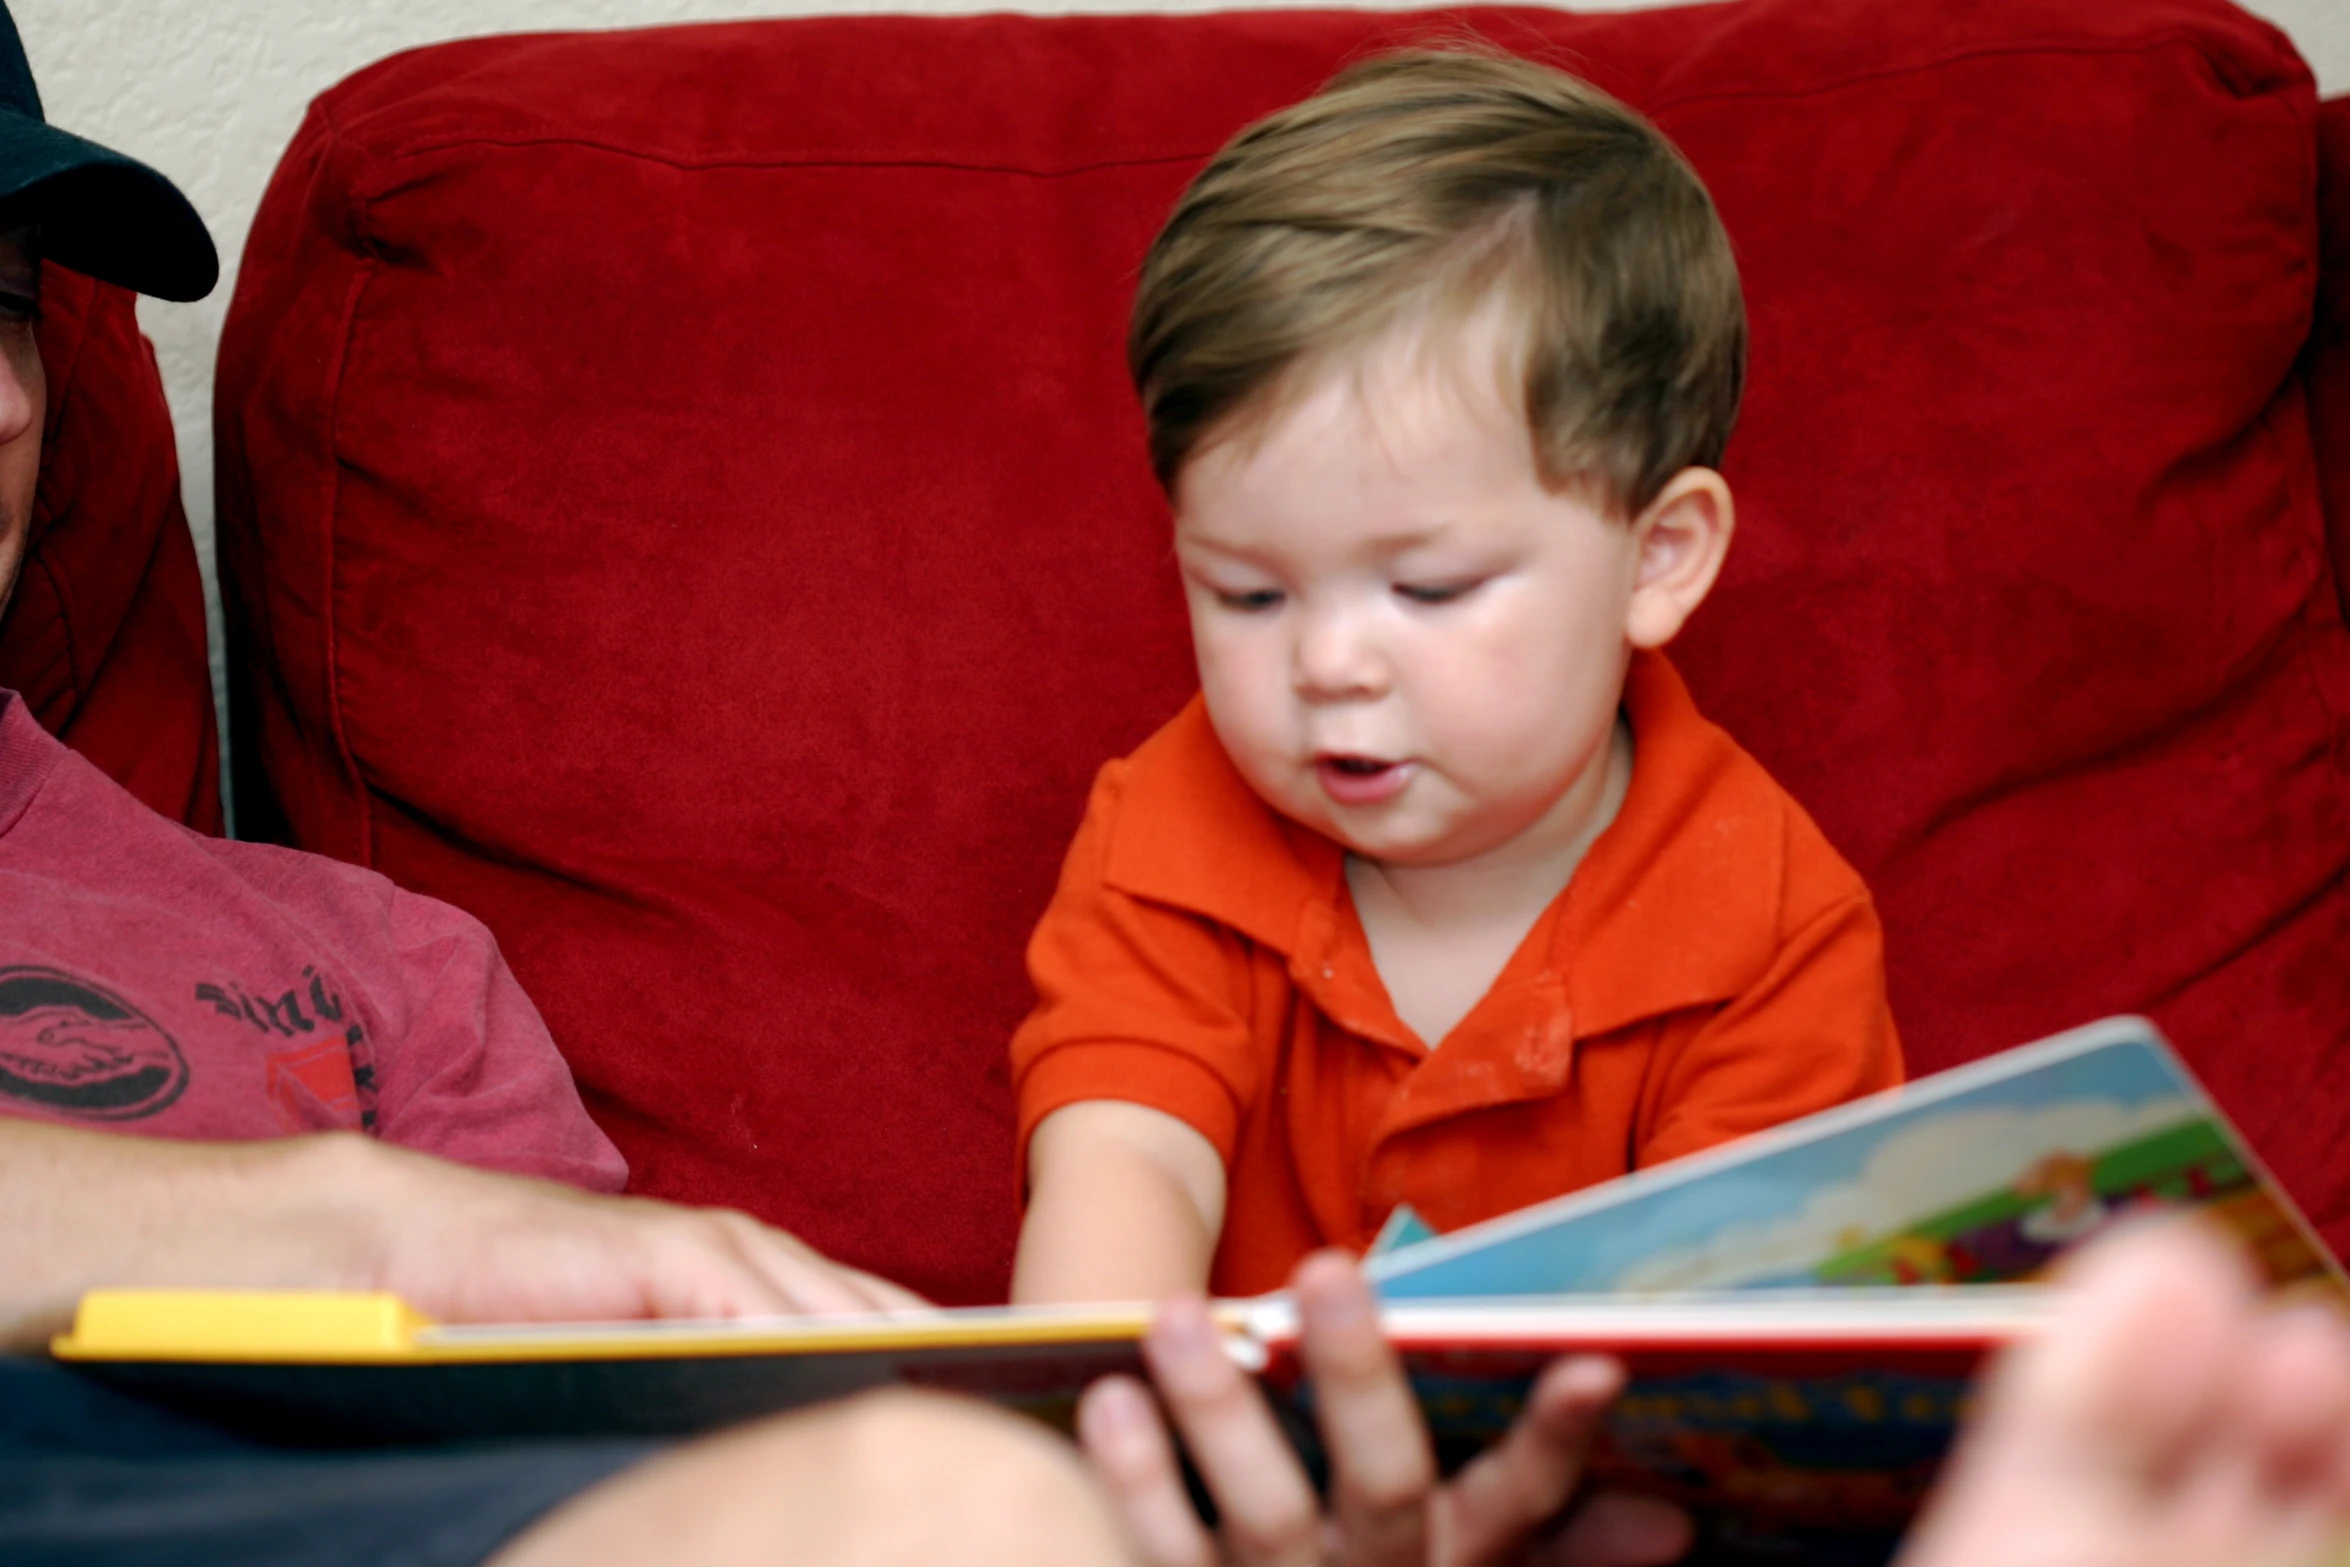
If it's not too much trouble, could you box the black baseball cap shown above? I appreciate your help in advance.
[0,3,216,301]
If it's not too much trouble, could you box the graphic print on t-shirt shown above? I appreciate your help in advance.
[197,965,379,1133]
[0,966,191,1119]
[263,1039,365,1132]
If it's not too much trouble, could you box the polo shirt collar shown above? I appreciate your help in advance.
[1556,652,1783,1038]
[1099,652,1783,1044]
[1102,695,1342,956]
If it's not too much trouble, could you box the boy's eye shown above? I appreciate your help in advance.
[1213,587,1285,613]
[1395,579,1479,606]
[0,290,40,326]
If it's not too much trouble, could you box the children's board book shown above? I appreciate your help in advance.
[52,1016,2346,1566]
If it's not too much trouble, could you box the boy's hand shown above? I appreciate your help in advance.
[1077,1251,1692,1567]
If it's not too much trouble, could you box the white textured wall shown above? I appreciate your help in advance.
[14,0,2350,745]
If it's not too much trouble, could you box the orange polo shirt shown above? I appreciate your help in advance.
[1011,652,1903,1298]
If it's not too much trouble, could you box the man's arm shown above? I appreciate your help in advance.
[1013,1100,1227,1304]
[0,1119,922,1350]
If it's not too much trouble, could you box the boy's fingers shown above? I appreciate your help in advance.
[1438,1355,1622,1563]
[1079,1375,1220,1567]
[1292,1251,1435,1566]
[1142,1293,1325,1567]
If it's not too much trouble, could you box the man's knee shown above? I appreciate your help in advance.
[496,1389,1130,1567]
[802,1389,1128,1561]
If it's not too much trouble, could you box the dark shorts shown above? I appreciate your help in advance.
[0,1356,665,1567]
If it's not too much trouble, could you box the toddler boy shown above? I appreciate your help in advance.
[1011,50,1902,1302]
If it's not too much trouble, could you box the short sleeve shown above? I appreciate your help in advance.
[1010,761,1266,1181]
[1636,887,1905,1168]
[362,885,629,1192]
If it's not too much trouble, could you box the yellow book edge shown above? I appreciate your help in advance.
[51,1289,1179,1366]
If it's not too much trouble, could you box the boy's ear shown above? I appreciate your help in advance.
[1625,467,1734,650]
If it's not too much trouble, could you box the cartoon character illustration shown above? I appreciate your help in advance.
[1881,1233,1955,1286]
[2015,1152,2110,1245]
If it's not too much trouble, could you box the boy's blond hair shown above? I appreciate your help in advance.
[1130,49,1745,516]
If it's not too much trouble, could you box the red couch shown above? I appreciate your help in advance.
[0,263,219,834]
[216,0,2350,1304]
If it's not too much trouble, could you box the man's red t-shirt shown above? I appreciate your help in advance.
[1012,653,1903,1296]
[0,690,624,1189]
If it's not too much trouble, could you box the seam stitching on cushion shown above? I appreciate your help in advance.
[2264,80,2350,814]
[326,25,2307,184]
[1643,30,2306,120]
[320,194,381,870]
[346,141,1217,191]
[2292,490,2350,801]
[2137,850,2346,1019]
[2260,393,2350,838]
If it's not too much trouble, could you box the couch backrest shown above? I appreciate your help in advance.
[0,264,219,833]
[217,0,2350,1300]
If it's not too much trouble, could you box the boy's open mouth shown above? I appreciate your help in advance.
[1314,753,1413,807]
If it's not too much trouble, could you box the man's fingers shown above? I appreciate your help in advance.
[2230,1305,2350,1497]
[1439,1354,1622,1563]
[632,1225,801,1318]
[1143,1292,1325,1567]
[1976,1220,2250,1491]
[1292,1251,1435,1566]
[710,1212,891,1316]
[836,1263,934,1315]
[708,1212,931,1315]
[368,1148,922,1325]
[1079,1374,1219,1567]
[616,1205,917,1320]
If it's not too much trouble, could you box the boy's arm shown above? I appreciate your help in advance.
[1013,1101,1227,1304]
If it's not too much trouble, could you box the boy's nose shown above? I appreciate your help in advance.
[1290,606,1388,703]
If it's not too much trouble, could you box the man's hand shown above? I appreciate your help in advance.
[347,1132,928,1322]
[1076,1251,1692,1566]
[0,1120,922,1349]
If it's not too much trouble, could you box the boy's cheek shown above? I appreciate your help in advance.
[1192,634,1281,706]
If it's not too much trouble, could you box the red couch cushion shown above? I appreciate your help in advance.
[217,0,2350,1300]
[0,264,219,833]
